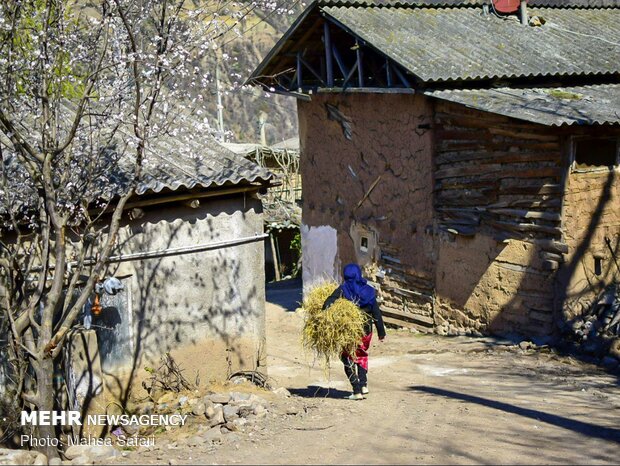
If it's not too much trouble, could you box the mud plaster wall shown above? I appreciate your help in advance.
[298,93,436,325]
[435,234,556,336]
[558,129,620,324]
[105,193,266,389]
[301,224,338,294]
[431,101,566,336]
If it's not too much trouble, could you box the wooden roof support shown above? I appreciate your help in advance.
[393,65,411,88]
[342,59,359,89]
[298,53,326,85]
[332,43,349,79]
[324,22,334,87]
[296,51,303,89]
[356,41,364,88]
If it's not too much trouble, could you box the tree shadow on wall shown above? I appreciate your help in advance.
[98,195,265,407]
[489,167,620,379]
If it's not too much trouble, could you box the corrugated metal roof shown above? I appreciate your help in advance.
[133,144,272,196]
[317,0,620,7]
[121,125,273,196]
[0,111,274,217]
[324,6,620,82]
[425,84,620,125]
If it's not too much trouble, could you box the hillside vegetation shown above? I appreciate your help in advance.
[205,2,304,144]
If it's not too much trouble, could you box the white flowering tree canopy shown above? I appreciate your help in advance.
[0,0,284,455]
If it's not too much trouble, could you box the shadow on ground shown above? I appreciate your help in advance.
[288,385,351,399]
[266,278,302,311]
[410,385,620,443]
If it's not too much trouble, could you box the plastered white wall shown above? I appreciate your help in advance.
[301,223,338,296]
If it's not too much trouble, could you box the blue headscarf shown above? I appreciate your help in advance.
[341,263,376,308]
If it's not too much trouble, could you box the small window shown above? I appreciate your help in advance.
[594,257,602,276]
[573,138,618,169]
[360,236,369,253]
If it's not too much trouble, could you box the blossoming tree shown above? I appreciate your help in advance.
[0,0,278,456]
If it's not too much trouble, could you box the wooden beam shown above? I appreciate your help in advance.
[356,41,364,87]
[487,208,562,222]
[296,52,302,89]
[269,17,323,76]
[262,85,311,101]
[96,184,268,215]
[380,306,435,327]
[299,55,325,85]
[318,87,415,94]
[487,220,562,236]
[324,22,334,87]
[332,43,349,79]
[342,61,358,88]
[393,65,411,88]
[270,233,281,281]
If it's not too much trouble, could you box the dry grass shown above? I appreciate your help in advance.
[302,282,366,367]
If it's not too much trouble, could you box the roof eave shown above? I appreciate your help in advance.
[246,1,320,86]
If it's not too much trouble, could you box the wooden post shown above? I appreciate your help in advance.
[296,51,302,90]
[270,232,281,281]
[324,22,334,87]
[386,58,393,87]
[356,41,363,87]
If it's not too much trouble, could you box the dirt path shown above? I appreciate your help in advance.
[121,280,620,464]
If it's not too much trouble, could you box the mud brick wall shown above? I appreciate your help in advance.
[432,101,568,336]
[557,127,620,326]
[298,92,620,337]
[298,93,437,330]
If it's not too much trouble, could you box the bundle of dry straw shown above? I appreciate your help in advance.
[301,282,366,365]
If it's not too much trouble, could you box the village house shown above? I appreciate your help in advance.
[93,131,275,390]
[250,0,620,338]
[224,138,302,281]
[0,119,276,409]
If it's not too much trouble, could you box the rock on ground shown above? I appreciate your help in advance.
[0,449,45,465]
[207,393,231,405]
[63,445,118,461]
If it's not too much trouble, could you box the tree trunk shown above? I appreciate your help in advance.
[35,357,60,459]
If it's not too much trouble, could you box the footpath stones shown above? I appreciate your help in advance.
[0,449,44,465]
[253,404,267,418]
[201,426,223,444]
[191,401,207,416]
[223,405,240,422]
[3,385,283,464]
[64,445,119,462]
[238,405,254,418]
[207,405,225,427]
[272,387,291,398]
[208,393,231,405]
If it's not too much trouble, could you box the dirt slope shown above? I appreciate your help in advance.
[118,280,620,465]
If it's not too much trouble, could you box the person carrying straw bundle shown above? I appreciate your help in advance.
[322,263,386,400]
